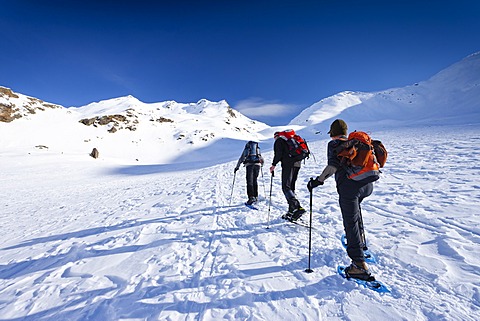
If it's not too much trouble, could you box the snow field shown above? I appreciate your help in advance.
[0,125,479,320]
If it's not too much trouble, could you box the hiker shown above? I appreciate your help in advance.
[234,141,264,205]
[307,119,378,281]
[269,131,306,221]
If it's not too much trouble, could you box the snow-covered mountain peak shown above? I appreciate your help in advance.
[0,87,269,164]
[77,95,146,116]
[290,51,480,132]
[77,96,237,120]
[75,95,263,134]
[426,50,480,89]
[467,51,480,58]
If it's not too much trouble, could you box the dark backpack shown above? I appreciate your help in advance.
[244,141,261,163]
[335,131,387,181]
[277,129,310,162]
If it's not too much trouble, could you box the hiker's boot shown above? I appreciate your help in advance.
[291,207,306,221]
[246,197,256,205]
[282,210,294,220]
[282,206,296,220]
[345,261,375,281]
[282,203,296,220]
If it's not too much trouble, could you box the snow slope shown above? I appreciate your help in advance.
[1,53,480,320]
[1,125,479,320]
[290,52,480,134]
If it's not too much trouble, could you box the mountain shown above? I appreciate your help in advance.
[1,52,479,164]
[0,90,269,164]
[290,52,480,134]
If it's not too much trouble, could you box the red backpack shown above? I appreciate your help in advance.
[277,129,310,162]
[336,131,387,181]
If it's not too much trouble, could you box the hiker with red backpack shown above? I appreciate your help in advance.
[269,130,309,221]
[307,119,387,282]
[235,141,264,206]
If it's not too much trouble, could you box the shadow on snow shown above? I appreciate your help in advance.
[109,137,275,175]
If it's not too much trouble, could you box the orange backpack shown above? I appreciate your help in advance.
[337,131,387,181]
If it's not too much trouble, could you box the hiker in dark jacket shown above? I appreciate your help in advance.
[307,119,377,281]
[269,132,306,221]
[235,141,264,205]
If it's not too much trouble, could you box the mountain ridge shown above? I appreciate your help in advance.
[1,52,479,164]
[0,89,269,164]
[290,51,480,134]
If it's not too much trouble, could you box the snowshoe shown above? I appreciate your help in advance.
[344,262,375,282]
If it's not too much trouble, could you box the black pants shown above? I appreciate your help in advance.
[281,165,301,211]
[337,179,373,263]
[246,165,260,198]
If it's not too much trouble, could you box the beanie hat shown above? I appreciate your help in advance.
[328,119,348,137]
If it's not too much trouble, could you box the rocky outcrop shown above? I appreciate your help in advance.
[0,86,61,123]
[0,103,21,122]
[79,114,139,133]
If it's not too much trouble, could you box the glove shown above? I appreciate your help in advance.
[307,177,323,192]
[234,167,239,173]
[269,165,275,173]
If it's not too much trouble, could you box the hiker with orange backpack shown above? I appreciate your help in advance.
[307,119,387,282]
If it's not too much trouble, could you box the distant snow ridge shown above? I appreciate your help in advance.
[0,89,269,164]
[1,51,479,163]
[76,96,268,136]
[289,91,374,126]
[290,51,480,129]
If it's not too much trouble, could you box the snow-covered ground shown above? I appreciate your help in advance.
[1,123,479,320]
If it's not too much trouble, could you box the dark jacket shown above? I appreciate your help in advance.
[272,138,301,168]
[326,137,348,186]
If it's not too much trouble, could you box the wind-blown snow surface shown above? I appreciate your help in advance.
[1,123,480,320]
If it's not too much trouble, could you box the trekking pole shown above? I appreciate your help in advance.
[359,209,368,250]
[305,178,314,273]
[266,171,274,229]
[229,171,236,206]
[305,139,317,165]
[260,166,267,201]
[309,149,318,164]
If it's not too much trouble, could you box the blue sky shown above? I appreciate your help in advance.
[1,0,479,125]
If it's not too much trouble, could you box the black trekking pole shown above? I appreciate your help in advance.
[229,171,236,206]
[305,178,314,273]
[359,209,368,250]
[267,171,274,229]
[305,139,317,165]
